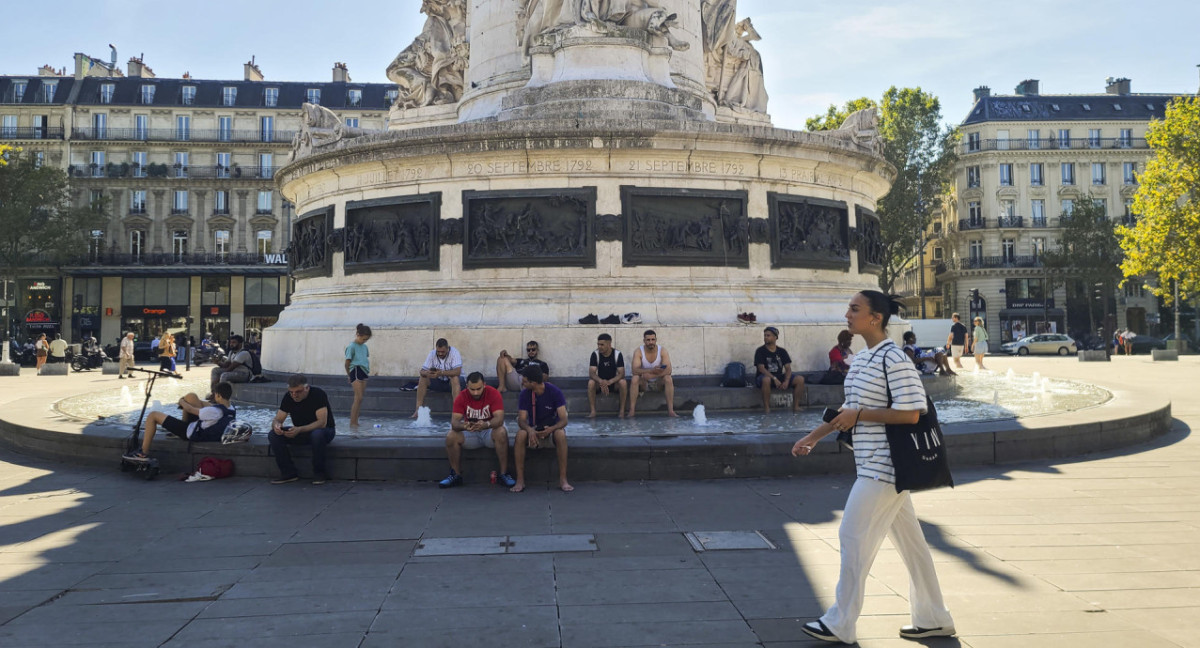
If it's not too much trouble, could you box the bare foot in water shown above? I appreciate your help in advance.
[560,481,574,492]
[667,411,678,418]
[588,411,597,418]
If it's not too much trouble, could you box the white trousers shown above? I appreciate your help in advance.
[820,477,954,643]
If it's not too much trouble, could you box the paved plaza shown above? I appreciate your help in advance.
[0,354,1197,647]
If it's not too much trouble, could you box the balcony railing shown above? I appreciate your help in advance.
[0,127,66,140]
[996,215,1024,228]
[962,137,1147,154]
[1031,217,1048,228]
[957,218,988,231]
[68,164,281,180]
[69,252,278,267]
[941,255,1045,271]
[71,127,297,144]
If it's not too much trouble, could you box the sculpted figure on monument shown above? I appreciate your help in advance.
[386,0,468,109]
[289,103,371,162]
[521,0,690,53]
[829,107,883,153]
[701,2,768,113]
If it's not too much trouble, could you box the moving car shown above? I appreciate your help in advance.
[1000,333,1078,356]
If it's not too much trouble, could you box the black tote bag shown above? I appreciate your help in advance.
[883,355,954,493]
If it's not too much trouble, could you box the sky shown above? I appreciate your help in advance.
[5,0,1198,130]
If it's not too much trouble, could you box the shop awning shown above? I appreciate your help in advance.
[999,308,1064,317]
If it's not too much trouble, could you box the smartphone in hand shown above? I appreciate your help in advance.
[822,408,840,423]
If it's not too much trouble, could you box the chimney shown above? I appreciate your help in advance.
[1105,77,1131,95]
[332,62,351,83]
[244,56,263,82]
[1014,79,1040,96]
[127,55,155,79]
[972,86,991,102]
[39,64,63,77]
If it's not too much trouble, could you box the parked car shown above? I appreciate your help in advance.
[1000,333,1078,356]
[133,341,157,361]
[1128,334,1166,355]
[1161,332,1196,353]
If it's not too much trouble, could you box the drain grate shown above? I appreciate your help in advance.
[414,534,596,557]
[684,530,777,552]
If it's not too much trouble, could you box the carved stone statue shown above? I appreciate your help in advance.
[289,103,369,162]
[520,0,690,53]
[830,107,882,153]
[386,0,468,110]
[701,3,768,114]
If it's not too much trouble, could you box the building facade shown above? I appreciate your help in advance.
[1,54,394,346]
[933,78,1180,344]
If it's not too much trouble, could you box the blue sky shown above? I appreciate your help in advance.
[6,0,1198,130]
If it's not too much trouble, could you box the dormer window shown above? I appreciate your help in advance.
[1113,104,1122,111]
[1051,104,1060,111]
[1082,103,1091,111]
[306,88,321,104]
[140,84,155,104]
[181,85,196,105]
[347,89,362,107]
[222,86,237,107]
[264,87,279,107]
[99,83,115,104]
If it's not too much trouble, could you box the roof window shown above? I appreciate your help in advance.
[1082,104,1091,111]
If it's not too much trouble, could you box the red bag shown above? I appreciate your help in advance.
[196,457,234,479]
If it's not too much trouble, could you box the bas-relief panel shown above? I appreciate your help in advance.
[854,206,885,273]
[343,194,441,274]
[767,194,850,270]
[621,187,749,268]
[290,207,334,279]
[461,188,597,269]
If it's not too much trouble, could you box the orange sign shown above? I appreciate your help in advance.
[142,308,167,315]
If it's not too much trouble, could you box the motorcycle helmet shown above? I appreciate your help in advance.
[221,421,254,444]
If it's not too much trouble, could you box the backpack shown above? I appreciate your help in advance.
[248,350,263,377]
[196,457,234,479]
[720,362,747,388]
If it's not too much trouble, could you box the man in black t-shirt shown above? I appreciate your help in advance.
[587,333,627,418]
[269,374,336,485]
[754,326,806,413]
[946,312,969,369]
[496,340,551,392]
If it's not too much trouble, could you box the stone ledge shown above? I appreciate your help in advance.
[38,363,69,375]
[1078,350,1110,362]
[0,363,19,376]
[1152,349,1179,362]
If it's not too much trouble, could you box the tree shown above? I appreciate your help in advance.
[1118,96,1200,343]
[1044,198,1124,336]
[0,148,106,355]
[808,88,959,293]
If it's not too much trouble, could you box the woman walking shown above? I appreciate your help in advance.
[35,333,48,372]
[158,331,177,372]
[345,323,372,427]
[970,316,989,371]
[791,291,954,644]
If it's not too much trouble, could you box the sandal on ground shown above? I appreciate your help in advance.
[802,620,846,643]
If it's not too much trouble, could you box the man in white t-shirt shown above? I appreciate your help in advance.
[118,331,136,379]
[413,337,464,418]
[123,382,237,461]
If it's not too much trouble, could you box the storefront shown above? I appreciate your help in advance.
[20,279,61,341]
[243,276,285,350]
[122,305,190,343]
[1000,306,1065,341]
[121,276,191,342]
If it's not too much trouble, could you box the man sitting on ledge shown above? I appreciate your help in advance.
[496,340,550,393]
[413,338,464,417]
[512,365,572,493]
[123,382,236,462]
[269,374,336,485]
[754,326,806,413]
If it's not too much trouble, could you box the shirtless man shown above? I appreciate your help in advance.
[628,329,677,418]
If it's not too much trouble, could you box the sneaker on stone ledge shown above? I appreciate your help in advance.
[622,312,642,324]
[599,314,621,325]
[578,313,600,324]
[438,471,463,488]
[497,472,516,488]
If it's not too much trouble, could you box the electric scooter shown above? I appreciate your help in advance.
[119,367,183,480]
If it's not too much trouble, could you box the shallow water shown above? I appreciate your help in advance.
[58,369,1110,440]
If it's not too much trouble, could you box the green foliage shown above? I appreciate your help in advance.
[809,89,959,292]
[1119,96,1200,299]
[1044,199,1124,332]
[0,148,106,276]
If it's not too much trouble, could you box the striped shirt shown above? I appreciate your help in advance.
[843,339,928,483]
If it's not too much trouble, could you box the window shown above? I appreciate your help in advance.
[967,166,980,188]
[181,85,196,105]
[1030,163,1044,186]
[1031,199,1045,225]
[259,153,273,179]
[216,152,231,178]
[1061,163,1075,185]
[33,151,43,168]
[88,230,105,262]
[132,151,147,177]
[968,240,983,262]
[214,190,229,215]
[12,81,27,102]
[306,88,321,104]
[218,116,232,142]
[172,230,189,261]
[222,86,237,107]
[90,150,105,177]
[1057,128,1070,148]
[173,190,189,213]
[1002,238,1016,262]
[932,246,943,261]
[89,189,104,210]
[1027,129,1040,149]
[968,201,982,224]
[385,89,399,105]
[1061,199,1074,216]
[130,230,146,261]
[134,114,148,140]
[1006,278,1045,301]
[1088,128,1101,148]
[1032,237,1046,258]
[1000,199,1015,218]
[202,276,231,305]
[130,189,147,214]
[1095,198,1107,216]
[123,277,190,305]
[214,230,231,259]
[1124,282,1145,298]
[257,191,273,214]
[996,130,1010,150]
[256,230,273,255]
[174,151,189,178]
[41,81,57,102]
[140,84,156,104]
[344,117,359,128]
[1119,128,1132,148]
[999,163,1013,186]
[93,113,107,138]
[1,115,15,137]
[264,87,279,107]
[1092,162,1106,185]
[245,276,281,305]
[31,114,46,139]
[260,116,274,143]
[100,83,115,104]
[176,115,190,141]
[1123,162,1137,185]
[347,89,362,107]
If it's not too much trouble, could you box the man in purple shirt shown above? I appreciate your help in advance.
[511,365,573,493]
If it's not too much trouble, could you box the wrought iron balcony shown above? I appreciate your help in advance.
[957,218,988,231]
[1031,217,1048,228]
[71,127,296,144]
[942,255,1045,271]
[68,252,277,267]
[68,164,281,180]
[962,137,1147,154]
[0,127,65,140]
[996,215,1025,228]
